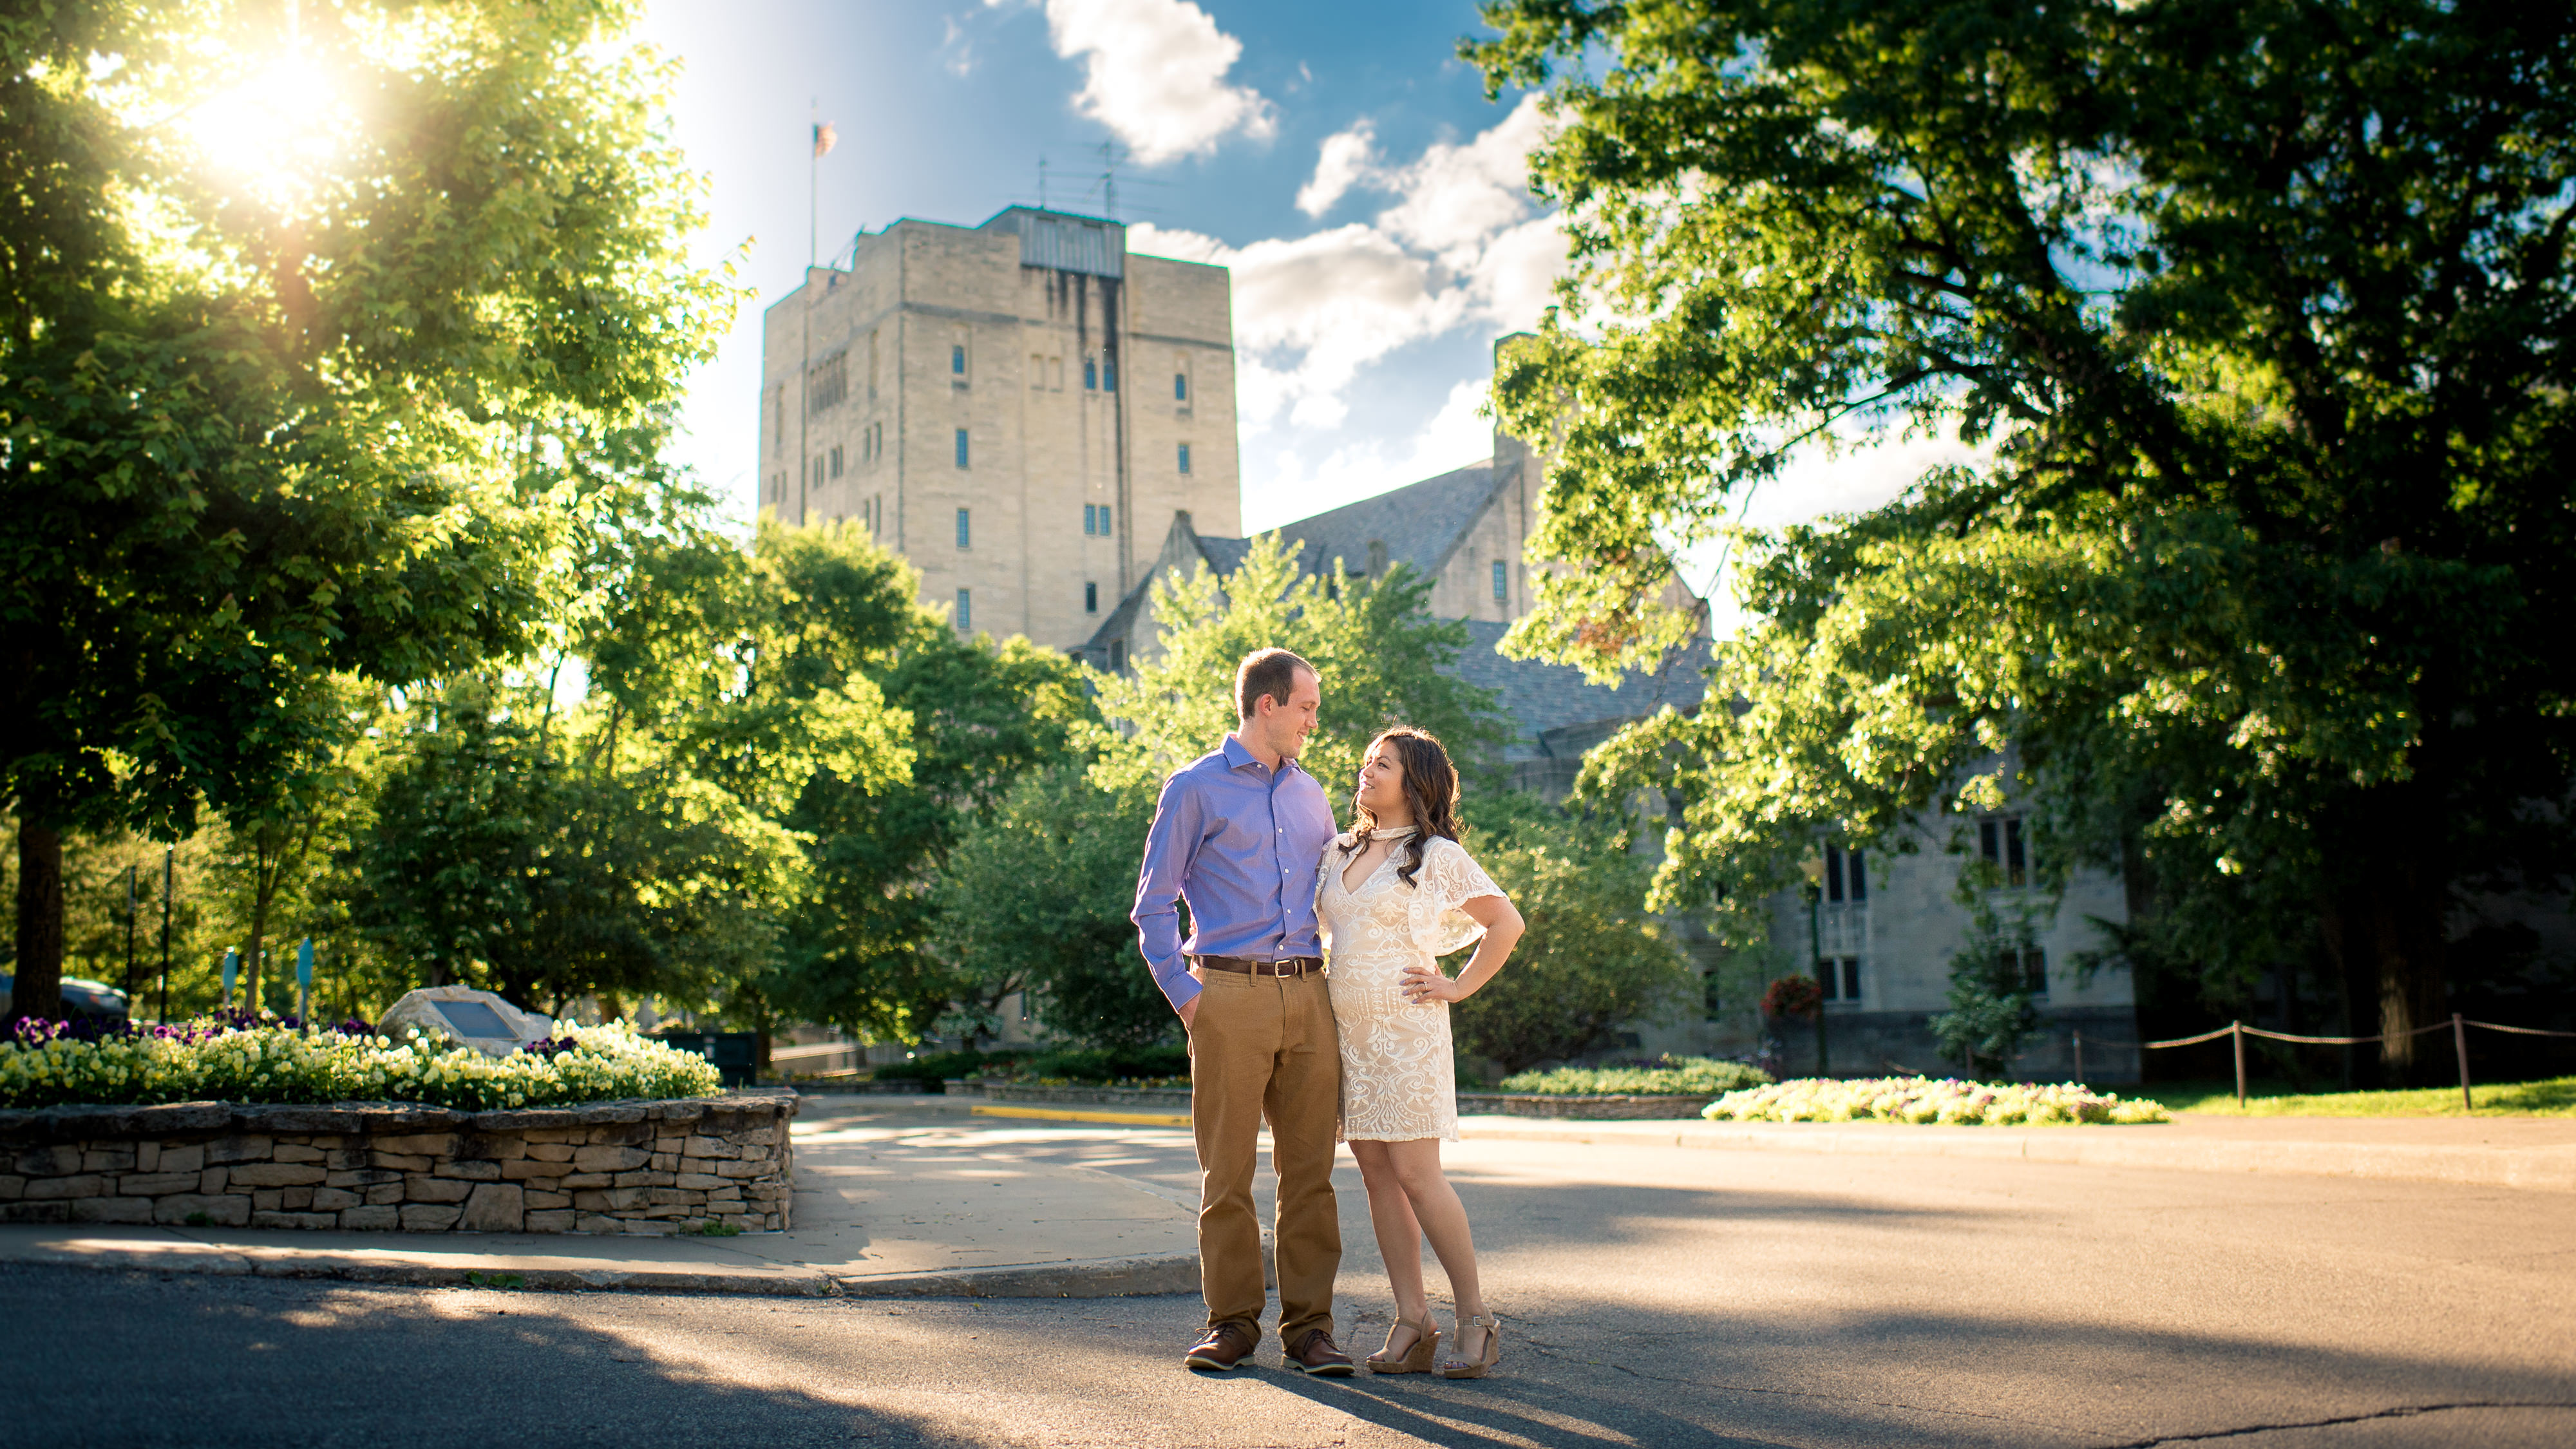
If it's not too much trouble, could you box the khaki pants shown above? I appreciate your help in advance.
[1188,967,1341,1345]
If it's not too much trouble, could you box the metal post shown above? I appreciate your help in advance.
[2453,1012,2472,1113]
[122,865,137,998]
[157,848,173,1025]
[2074,1030,2085,1085]
[220,948,238,1009]
[2231,1020,2247,1108]
[296,939,314,1026]
[1806,882,1830,1078]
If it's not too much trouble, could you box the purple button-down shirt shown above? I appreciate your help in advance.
[1131,735,1341,1010]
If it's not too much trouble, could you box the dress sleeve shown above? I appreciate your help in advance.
[1412,838,1507,957]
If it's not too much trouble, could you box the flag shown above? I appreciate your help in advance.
[813,121,837,158]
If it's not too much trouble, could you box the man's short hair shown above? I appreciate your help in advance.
[1236,648,1314,719]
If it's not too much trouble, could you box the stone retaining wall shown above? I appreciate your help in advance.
[0,1090,796,1235]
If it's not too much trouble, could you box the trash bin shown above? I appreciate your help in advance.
[652,1030,761,1088]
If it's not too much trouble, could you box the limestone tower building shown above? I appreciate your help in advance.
[757,207,1241,649]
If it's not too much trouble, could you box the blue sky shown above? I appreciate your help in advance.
[634,0,1935,597]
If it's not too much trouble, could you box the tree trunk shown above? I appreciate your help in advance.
[2318,785,2450,1086]
[11,817,64,1025]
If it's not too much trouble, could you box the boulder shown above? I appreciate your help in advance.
[375,987,552,1059]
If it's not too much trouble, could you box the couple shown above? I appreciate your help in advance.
[1132,648,1524,1379]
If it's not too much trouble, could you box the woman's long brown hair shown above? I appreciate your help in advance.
[1346,726,1462,888]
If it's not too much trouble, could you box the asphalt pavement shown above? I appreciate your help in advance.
[5,1103,2571,1448]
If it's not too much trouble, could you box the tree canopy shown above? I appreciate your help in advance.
[1471,0,2576,1075]
[2,0,732,1021]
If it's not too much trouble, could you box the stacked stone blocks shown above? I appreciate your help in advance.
[0,1092,796,1235]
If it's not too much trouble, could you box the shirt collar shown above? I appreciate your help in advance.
[1222,734,1303,779]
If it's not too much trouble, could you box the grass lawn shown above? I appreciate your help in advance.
[2137,1075,2576,1118]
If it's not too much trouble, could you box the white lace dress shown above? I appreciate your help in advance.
[1317,831,1506,1143]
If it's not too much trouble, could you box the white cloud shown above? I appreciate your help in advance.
[1242,377,1497,532]
[1025,0,1276,165]
[1294,120,1378,217]
[1374,95,1549,263]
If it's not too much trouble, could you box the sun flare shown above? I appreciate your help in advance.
[184,53,348,207]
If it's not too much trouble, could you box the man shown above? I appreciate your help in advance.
[1132,647,1352,1375]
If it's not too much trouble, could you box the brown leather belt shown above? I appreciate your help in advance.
[1193,954,1325,978]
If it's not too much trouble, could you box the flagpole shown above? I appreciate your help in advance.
[808,99,819,269]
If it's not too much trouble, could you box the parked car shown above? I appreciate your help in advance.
[0,975,132,1024]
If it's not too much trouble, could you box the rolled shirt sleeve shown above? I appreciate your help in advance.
[1132,772,1207,1010]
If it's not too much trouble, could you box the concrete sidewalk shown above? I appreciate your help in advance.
[0,1095,1204,1300]
[7,1097,2568,1302]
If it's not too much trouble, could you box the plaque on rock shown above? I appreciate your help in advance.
[376,987,553,1059]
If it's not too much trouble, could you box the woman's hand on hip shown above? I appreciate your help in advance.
[1399,962,1465,1005]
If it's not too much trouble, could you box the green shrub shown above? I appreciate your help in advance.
[1499,1056,1772,1097]
[1703,1077,2171,1126]
[880,1048,1030,1083]
[1007,1044,1191,1086]
[0,1021,721,1112]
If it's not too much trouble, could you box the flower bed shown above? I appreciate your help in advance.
[0,1019,721,1112]
[1703,1077,2171,1126]
[1499,1056,1773,1097]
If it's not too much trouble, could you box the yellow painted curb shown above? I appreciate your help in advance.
[970,1104,1192,1127]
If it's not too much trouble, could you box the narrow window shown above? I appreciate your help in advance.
[1084,581,1098,614]
[1099,504,1111,534]
[1979,816,2027,886]
[1841,957,1863,1001]
[1815,957,1839,1001]
[866,330,878,400]
[1031,354,1046,390]
[955,588,972,633]
[1175,370,1188,402]
[1083,504,1096,536]
[954,428,969,468]
[1177,443,1192,475]
[951,343,966,377]
[1103,355,1117,391]
[829,445,843,479]
[1702,971,1723,1020]
[1850,848,1867,902]
[1492,559,1507,601]
[1825,845,1846,904]
[1108,639,1126,672]
[955,507,971,549]
[1083,355,1098,390]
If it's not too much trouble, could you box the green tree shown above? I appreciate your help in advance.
[2,0,732,1023]
[1449,793,1694,1075]
[1471,0,2576,1079]
[1089,533,1508,799]
[930,765,1168,1051]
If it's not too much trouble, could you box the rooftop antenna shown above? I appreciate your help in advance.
[1100,140,1121,220]
[1037,154,1048,211]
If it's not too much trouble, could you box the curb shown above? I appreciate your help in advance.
[971,1104,1191,1127]
[0,1231,1204,1300]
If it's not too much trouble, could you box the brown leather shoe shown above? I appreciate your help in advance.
[1285,1328,1356,1377]
[1184,1321,1257,1372]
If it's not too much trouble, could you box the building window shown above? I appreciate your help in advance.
[807,351,847,413]
[1824,845,1866,903]
[829,445,843,479]
[1979,816,2028,886]
[1084,581,1098,614]
[1108,639,1126,672]
[1031,353,1046,390]
[1084,503,1115,536]
[866,330,878,401]
[951,343,967,377]
[1103,356,1117,390]
[1492,560,1507,602]
[954,428,969,468]
[1083,355,1098,390]
[1815,956,1863,1003]
[2000,946,2048,997]
[1174,368,1188,402]
[955,507,971,549]
[1703,971,1723,1021]
[954,588,971,633]
[1177,443,1191,475]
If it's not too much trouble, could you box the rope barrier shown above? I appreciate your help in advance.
[2055,1012,2573,1108]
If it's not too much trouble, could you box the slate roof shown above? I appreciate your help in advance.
[1450,621,1714,759]
[1271,461,1501,582]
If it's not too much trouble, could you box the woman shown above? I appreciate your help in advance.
[1316,726,1524,1379]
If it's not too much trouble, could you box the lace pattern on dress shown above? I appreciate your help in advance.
[1317,834,1508,1143]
